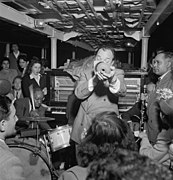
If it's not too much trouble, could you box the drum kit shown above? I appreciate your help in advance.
[7,116,72,180]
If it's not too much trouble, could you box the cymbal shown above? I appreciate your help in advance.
[20,117,55,122]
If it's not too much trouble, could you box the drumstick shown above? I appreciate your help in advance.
[29,84,35,110]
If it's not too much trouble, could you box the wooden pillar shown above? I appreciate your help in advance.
[50,37,57,69]
[41,48,45,59]
[128,51,131,64]
[5,43,10,57]
[72,51,75,60]
[141,37,149,70]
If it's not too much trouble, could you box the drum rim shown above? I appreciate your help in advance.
[48,125,72,133]
[8,143,54,179]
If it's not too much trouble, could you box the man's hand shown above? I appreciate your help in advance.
[30,110,39,117]
[96,66,116,81]
[138,131,148,139]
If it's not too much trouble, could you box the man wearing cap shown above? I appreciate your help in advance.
[146,51,173,144]
[139,96,173,168]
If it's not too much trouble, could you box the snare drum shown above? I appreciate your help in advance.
[48,125,72,152]
[7,137,53,180]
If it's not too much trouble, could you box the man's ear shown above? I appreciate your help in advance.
[111,61,114,66]
[167,61,172,69]
[0,120,6,132]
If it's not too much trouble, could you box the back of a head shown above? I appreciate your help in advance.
[83,111,128,145]
[77,112,129,167]
[0,95,11,122]
[87,148,173,180]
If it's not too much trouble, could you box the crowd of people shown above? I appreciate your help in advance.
[1,43,173,180]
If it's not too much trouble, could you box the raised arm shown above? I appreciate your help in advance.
[75,70,98,100]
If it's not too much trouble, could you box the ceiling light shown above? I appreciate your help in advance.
[34,19,46,28]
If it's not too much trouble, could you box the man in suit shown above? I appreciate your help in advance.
[14,87,51,130]
[9,76,24,101]
[71,45,127,144]
[9,44,21,74]
[0,95,24,180]
[147,51,173,144]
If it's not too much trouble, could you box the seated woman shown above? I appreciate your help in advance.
[58,111,137,180]
[0,57,18,85]
[139,95,173,168]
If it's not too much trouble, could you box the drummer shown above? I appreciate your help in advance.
[15,87,51,130]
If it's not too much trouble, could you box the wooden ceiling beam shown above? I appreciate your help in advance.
[0,2,64,40]
[144,0,173,36]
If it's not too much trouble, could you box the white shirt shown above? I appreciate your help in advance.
[88,77,120,93]
[13,51,20,59]
[30,73,41,85]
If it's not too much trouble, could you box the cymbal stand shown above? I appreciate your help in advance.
[43,134,51,165]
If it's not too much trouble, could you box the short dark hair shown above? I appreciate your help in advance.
[0,95,12,122]
[13,76,22,84]
[156,51,173,60]
[18,54,28,62]
[1,57,10,64]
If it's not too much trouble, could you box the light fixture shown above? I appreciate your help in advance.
[34,19,46,29]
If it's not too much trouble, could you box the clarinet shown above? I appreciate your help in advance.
[139,85,147,132]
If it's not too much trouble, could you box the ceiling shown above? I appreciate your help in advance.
[0,0,173,51]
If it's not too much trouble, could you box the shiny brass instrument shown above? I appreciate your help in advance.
[139,84,147,132]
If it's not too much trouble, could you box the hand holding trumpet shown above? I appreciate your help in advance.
[94,61,117,85]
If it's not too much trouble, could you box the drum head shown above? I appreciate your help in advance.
[8,142,52,180]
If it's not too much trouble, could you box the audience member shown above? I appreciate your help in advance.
[18,54,29,77]
[87,148,173,180]
[21,58,47,98]
[139,95,173,168]
[8,76,23,101]
[9,43,21,74]
[146,51,173,144]
[0,95,24,180]
[15,87,51,130]
[58,111,137,180]
[71,45,126,144]
[146,47,165,84]
[0,57,18,85]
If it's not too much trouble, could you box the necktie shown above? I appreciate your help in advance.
[156,77,161,88]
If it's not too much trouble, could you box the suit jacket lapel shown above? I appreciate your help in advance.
[148,71,173,108]
[156,71,173,89]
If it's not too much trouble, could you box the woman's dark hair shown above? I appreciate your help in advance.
[18,54,28,62]
[83,111,128,145]
[0,95,12,122]
[87,148,173,180]
[25,58,42,75]
[77,111,137,167]
[1,57,10,65]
